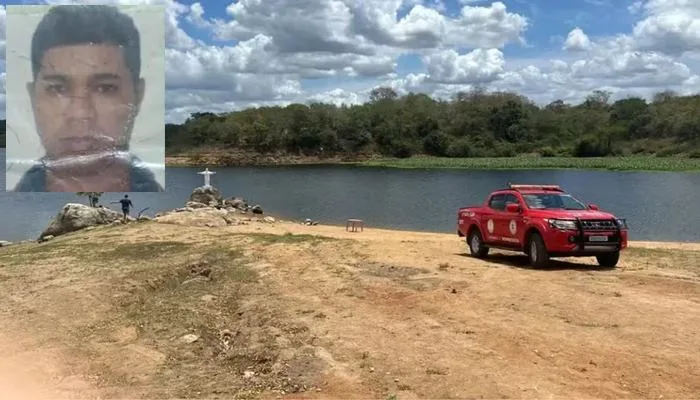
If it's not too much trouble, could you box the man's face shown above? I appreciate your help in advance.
[28,44,144,160]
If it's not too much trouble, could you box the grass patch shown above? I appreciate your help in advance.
[627,247,700,258]
[102,241,193,261]
[626,247,700,272]
[358,156,700,172]
[247,232,339,245]
[0,236,90,266]
[0,238,195,270]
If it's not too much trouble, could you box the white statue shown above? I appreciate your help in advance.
[197,168,215,187]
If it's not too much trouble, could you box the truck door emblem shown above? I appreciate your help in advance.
[487,219,494,233]
[509,220,517,235]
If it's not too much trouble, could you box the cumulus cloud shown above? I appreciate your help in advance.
[563,28,591,52]
[423,48,505,84]
[0,0,698,123]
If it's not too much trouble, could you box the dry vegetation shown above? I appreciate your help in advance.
[1,216,699,399]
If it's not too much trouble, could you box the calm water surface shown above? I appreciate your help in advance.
[1,149,699,242]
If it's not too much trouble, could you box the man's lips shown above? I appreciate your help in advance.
[57,135,117,154]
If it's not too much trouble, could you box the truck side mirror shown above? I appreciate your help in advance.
[588,204,599,210]
[506,203,520,213]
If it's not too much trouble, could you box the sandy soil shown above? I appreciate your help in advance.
[0,213,699,399]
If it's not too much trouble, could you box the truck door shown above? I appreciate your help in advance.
[485,193,506,244]
[501,194,525,246]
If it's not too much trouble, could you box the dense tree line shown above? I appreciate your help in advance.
[3,88,699,158]
[165,88,700,159]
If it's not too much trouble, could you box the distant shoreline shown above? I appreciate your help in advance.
[164,153,700,172]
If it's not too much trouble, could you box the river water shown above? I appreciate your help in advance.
[1,149,699,243]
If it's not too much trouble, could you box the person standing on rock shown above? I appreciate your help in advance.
[113,194,133,222]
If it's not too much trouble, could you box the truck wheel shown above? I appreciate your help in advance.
[596,251,620,268]
[468,229,489,258]
[527,232,550,268]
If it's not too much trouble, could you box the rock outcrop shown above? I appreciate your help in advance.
[154,207,248,227]
[33,186,274,242]
[189,186,224,207]
[39,203,128,240]
[224,197,248,210]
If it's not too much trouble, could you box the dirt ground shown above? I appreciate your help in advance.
[0,214,699,399]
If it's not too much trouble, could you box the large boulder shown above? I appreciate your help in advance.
[224,197,248,210]
[154,207,239,227]
[39,203,125,240]
[190,186,223,207]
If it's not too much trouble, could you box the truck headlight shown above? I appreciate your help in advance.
[547,219,577,230]
[616,218,628,229]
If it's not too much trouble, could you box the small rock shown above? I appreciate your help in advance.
[201,294,217,302]
[263,216,276,223]
[243,370,255,379]
[451,288,457,294]
[369,367,375,372]
[185,201,209,209]
[182,276,210,285]
[251,205,263,214]
[38,235,54,243]
[0,240,12,247]
[181,334,199,344]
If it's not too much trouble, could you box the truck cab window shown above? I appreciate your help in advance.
[488,194,506,210]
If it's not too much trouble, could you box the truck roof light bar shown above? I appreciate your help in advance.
[506,183,564,192]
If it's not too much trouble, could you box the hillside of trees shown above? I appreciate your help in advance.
[166,88,700,159]
[3,88,700,159]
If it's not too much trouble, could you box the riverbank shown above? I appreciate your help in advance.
[165,152,700,171]
[0,212,698,399]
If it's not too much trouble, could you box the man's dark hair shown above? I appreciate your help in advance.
[31,5,141,83]
[124,194,128,198]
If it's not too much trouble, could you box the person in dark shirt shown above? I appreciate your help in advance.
[117,194,133,222]
[11,5,163,192]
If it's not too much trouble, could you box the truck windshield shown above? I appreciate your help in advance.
[522,193,587,210]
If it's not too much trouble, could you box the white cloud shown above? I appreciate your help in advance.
[0,0,699,124]
[563,28,591,51]
[631,0,700,55]
[423,48,505,84]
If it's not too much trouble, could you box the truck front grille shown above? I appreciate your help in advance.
[580,219,616,231]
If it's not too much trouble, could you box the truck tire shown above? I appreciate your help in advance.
[468,228,489,258]
[527,232,549,268]
[596,251,620,268]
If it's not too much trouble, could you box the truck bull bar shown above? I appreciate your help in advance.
[573,217,623,251]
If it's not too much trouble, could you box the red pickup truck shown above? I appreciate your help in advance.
[457,184,628,268]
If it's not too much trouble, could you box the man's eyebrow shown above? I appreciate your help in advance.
[39,74,69,82]
[91,73,122,81]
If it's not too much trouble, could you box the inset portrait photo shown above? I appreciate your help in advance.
[5,4,165,192]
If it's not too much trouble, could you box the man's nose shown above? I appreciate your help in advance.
[63,91,97,122]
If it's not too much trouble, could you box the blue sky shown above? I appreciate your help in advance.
[0,0,699,123]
